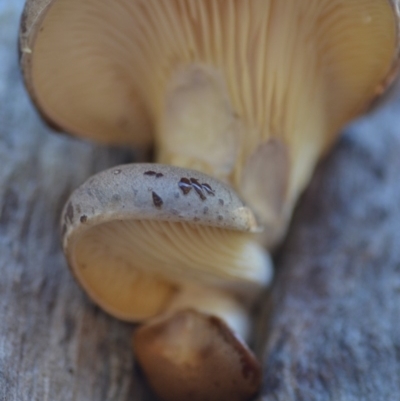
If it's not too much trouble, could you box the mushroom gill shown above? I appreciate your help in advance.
[70,219,270,321]
[31,0,397,233]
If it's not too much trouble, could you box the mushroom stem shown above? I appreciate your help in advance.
[132,282,262,401]
[158,65,242,184]
[133,308,261,401]
[156,65,291,245]
[164,282,251,340]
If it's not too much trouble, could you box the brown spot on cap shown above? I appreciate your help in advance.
[178,178,192,195]
[190,178,206,201]
[145,171,164,178]
[202,183,215,196]
[80,215,88,223]
[152,192,163,208]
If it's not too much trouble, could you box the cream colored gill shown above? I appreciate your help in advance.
[70,218,271,321]
[33,0,396,191]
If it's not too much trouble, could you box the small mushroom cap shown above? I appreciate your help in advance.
[62,164,272,321]
[133,309,261,401]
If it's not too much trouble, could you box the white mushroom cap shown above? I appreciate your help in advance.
[21,0,400,244]
[62,164,272,322]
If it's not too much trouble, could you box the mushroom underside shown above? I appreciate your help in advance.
[29,0,397,143]
[68,218,270,321]
[28,0,397,209]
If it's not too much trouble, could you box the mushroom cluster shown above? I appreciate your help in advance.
[19,1,400,400]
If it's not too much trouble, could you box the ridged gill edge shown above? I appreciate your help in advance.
[18,0,400,140]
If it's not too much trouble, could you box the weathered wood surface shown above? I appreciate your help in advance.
[0,2,149,400]
[1,1,400,400]
[260,109,400,400]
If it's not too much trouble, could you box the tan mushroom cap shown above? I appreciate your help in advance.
[62,164,272,322]
[21,0,400,242]
[20,0,400,146]
[133,309,261,401]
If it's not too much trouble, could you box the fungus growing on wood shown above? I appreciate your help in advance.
[19,0,400,400]
[20,0,400,245]
[61,164,269,400]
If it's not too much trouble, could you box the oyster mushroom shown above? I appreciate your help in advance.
[19,1,400,400]
[20,0,400,246]
[62,164,270,400]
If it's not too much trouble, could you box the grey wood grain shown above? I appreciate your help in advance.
[260,106,400,400]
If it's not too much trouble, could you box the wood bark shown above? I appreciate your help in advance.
[1,1,400,401]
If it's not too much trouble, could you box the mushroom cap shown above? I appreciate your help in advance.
[20,0,400,243]
[133,309,261,401]
[62,164,272,321]
[20,0,400,147]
